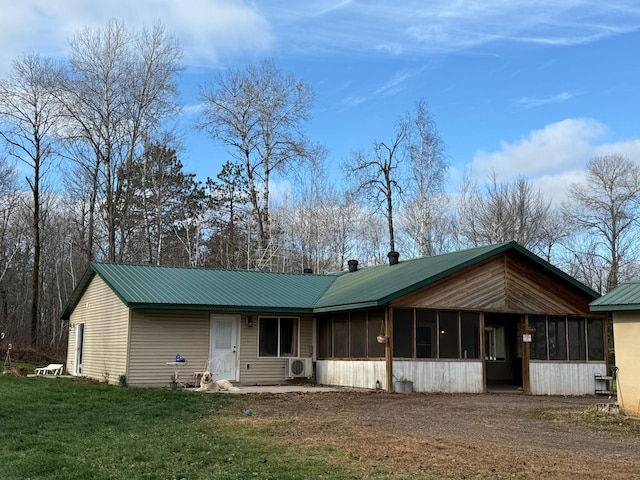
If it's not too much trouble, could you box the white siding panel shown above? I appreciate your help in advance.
[393,361,484,393]
[529,362,606,395]
[316,360,386,390]
[128,310,210,387]
[66,276,129,384]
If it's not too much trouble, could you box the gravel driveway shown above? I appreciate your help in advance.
[230,390,640,479]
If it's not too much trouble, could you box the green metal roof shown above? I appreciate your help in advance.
[313,241,599,312]
[60,263,337,319]
[590,281,640,311]
[60,241,600,320]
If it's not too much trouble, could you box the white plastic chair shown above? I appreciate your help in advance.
[35,363,64,376]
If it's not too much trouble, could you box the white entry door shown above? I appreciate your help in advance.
[210,315,238,381]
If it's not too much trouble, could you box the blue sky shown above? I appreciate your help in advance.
[3,1,640,205]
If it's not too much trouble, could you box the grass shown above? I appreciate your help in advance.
[0,376,373,480]
[530,404,640,437]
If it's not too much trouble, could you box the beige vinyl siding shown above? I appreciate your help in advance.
[128,310,210,387]
[66,275,129,384]
[613,311,640,417]
[239,314,314,385]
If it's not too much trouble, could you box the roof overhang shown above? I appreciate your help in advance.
[128,303,315,315]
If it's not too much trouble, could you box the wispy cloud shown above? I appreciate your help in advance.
[375,71,411,96]
[341,96,367,107]
[515,92,574,109]
[3,0,640,73]
[180,103,205,116]
[267,1,640,56]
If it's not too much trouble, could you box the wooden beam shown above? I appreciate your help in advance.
[480,311,486,393]
[522,314,531,394]
[386,306,393,392]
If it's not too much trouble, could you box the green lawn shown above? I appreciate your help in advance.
[0,376,370,480]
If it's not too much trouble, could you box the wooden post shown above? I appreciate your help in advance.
[480,311,486,393]
[522,315,531,395]
[386,306,393,392]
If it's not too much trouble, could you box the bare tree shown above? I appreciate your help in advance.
[199,60,314,263]
[403,99,448,256]
[0,53,62,347]
[564,154,640,291]
[347,124,407,255]
[270,150,362,273]
[347,99,448,257]
[61,19,182,262]
[0,158,21,339]
[456,172,551,250]
[536,209,571,263]
[399,194,453,256]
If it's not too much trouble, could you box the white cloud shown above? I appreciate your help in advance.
[0,0,272,74]
[536,170,586,206]
[471,118,607,180]
[468,118,640,205]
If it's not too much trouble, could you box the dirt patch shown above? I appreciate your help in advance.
[229,390,640,479]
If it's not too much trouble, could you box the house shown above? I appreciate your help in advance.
[590,282,640,416]
[61,241,608,394]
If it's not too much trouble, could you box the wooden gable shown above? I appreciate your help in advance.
[391,252,594,315]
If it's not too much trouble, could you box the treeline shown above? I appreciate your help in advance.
[1,20,639,354]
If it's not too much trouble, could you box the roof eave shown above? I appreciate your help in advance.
[313,300,382,313]
[590,304,640,312]
[59,264,96,320]
[128,303,315,315]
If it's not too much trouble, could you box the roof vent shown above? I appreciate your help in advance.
[388,251,400,265]
[347,259,359,272]
[303,268,313,274]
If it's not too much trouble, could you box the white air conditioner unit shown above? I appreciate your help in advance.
[286,357,313,378]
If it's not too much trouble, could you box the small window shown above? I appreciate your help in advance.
[333,314,349,357]
[587,319,605,361]
[439,311,459,359]
[393,309,414,358]
[259,317,299,357]
[317,316,332,358]
[416,310,436,358]
[350,311,367,358]
[568,318,586,361]
[485,326,506,361]
[460,312,480,359]
[367,310,386,358]
[529,316,547,360]
[548,316,567,360]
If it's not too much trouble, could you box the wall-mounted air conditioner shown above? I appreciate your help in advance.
[286,357,313,378]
